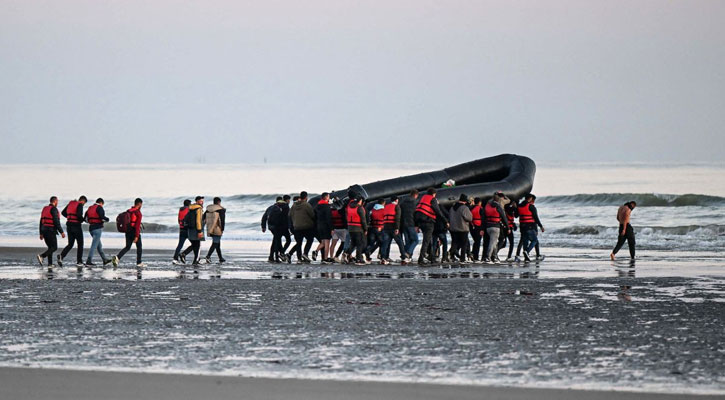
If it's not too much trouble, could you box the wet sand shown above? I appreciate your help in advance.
[1,367,722,400]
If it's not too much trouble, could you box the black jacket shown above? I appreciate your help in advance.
[315,201,333,232]
[399,197,417,228]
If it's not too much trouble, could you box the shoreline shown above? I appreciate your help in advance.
[1,366,723,400]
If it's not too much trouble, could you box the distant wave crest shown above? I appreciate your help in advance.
[540,193,725,207]
[554,224,725,237]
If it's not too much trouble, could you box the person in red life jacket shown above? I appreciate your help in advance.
[173,199,192,264]
[414,187,448,265]
[330,196,348,263]
[112,198,144,267]
[58,195,87,267]
[84,198,111,266]
[518,194,545,262]
[36,196,65,267]
[469,197,484,261]
[482,193,508,264]
[344,197,368,265]
[380,196,407,265]
[365,199,387,262]
[314,192,334,263]
[503,199,518,262]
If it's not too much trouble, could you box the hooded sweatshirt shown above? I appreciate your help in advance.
[205,203,226,236]
[290,200,315,230]
[449,202,473,233]
[187,203,205,240]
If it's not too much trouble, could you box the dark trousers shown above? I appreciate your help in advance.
[346,231,366,261]
[470,227,483,260]
[449,231,469,260]
[173,230,189,260]
[60,224,84,263]
[117,232,142,264]
[505,230,515,259]
[417,222,435,261]
[293,228,315,258]
[433,231,448,260]
[366,228,384,256]
[206,235,223,260]
[188,240,201,263]
[517,232,540,257]
[40,228,58,265]
[613,223,636,258]
[271,228,288,260]
[521,228,539,254]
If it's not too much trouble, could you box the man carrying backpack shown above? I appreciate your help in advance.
[112,198,144,267]
[173,199,192,264]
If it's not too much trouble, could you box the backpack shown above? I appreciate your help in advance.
[267,205,283,228]
[116,211,131,233]
[183,207,196,229]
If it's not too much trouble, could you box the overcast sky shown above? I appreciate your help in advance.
[1,1,723,164]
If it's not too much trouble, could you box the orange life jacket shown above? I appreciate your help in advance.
[415,194,436,220]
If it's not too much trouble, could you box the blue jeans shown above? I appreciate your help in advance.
[381,230,407,259]
[86,228,107,263]
[521,228,538,254]
[402,226,419,257]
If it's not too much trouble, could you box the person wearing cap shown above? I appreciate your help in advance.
[448,194,473,263]
[185,196,206,266]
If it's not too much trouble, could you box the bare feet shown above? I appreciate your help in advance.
[610,253,615,261]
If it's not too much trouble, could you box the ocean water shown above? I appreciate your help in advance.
[0,162,723,253]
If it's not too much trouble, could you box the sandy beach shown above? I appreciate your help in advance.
[2,367,724,400]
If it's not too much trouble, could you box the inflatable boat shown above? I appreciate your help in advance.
[311,154,536,207]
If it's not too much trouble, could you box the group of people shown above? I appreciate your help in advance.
[37,196,227,268]
[261,189,546,266]
[37,190,637,269]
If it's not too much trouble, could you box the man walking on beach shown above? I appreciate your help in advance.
[344,197,368,265]
[112,198,144,267]
[262,196,284,262]
[610,201,637,260]
[205,197,226,264]
[399,190,419,264]
[58,195,87,267]
[483,193,508,264]
[173,199,192,264]
[289,191,316,263]
[37,196,65,267]
[415,188,448,265]
[380,196,407,264]
[518,194,545,262]
[186,196,206,266]
[84,198,111,266]
[449,194,473,262]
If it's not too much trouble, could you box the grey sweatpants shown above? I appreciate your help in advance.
[485,227,501,260]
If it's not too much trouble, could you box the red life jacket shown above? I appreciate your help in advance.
[507,212,515,228]
[518,203,535,224]
[471,205,482,227]
[383,203,397,226]
[86,204,104,225]
[128,208,140,229]
[331,208,345,229]
[371,208,385,228]
[415,194,437,220]
[484,202,501,224]
[40,205,55,228]
[65,200,81,224]
[178,207,190,229]
[346,203,362,227]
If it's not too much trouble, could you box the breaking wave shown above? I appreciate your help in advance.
[539,193,725,207]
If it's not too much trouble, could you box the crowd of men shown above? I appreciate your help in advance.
[261,189,546,266]
[37,196,227,268]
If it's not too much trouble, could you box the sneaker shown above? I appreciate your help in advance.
[482,258,491,264]
[172,259,181,265]
[514,256,521,262]
[523,251,531,262]
[312,250,318,261]
[505,257,513,262]
[333,257,341,263]
[205,257,212,264]
[84,262,96,267]
[36,254,44,266]
[492,258,500,264]
[321,260,330,265]
[136,262,146,268]
[279,253,288,263]
[536,255,546,261]
[56,255,63,267]
[179,254,186,264]
[354,259,366,266]
[301,255,311,263]
[102,258,113,266]
[268,256,276,263]
[111,255,119,267]
[380,259,389,265]
[417,258,429,266]
[219,258,226,263]
[297,259,306,264]
[286,253,293,264]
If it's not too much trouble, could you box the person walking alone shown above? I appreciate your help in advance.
[610,201,637,260]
